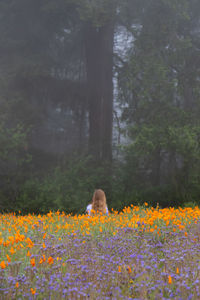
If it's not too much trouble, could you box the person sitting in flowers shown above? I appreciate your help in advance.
[86,189,108,215]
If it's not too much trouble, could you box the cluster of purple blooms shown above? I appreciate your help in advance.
[0,222,200,299]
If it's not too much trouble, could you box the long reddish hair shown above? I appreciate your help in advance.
[91,189,107,214]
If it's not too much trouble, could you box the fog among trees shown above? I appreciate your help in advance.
[0,0,200,213]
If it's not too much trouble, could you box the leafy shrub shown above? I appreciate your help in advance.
[14,156,113,214]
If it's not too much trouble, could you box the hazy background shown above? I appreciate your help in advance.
[0,0,200,213]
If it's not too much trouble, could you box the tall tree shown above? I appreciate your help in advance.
[0,0,123,164]
[77,0,118,161]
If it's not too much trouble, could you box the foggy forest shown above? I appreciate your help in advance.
[0,0,200,213]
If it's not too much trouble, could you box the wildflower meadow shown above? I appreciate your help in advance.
[0,204,200,299]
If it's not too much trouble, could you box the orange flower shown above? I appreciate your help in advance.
[0,261,6,269]
[39,258,43,264]
[48,257,54,265]
[168,275,172,284]
[10,247,15,255]
[118,266,121,273]
[27,250,31,257]
[26,237,34,248]
[16,282,19,288]
[127,266,132,274]
[39,254,46,264]
[30,258,35,267]
[6,255,11,262]
[30,288,36,295]
[176,267,179,274]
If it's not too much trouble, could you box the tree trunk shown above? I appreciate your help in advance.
[84,20,114,162]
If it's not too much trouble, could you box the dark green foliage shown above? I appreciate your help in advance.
[6,156,113,214]
[117,0,200,208]
[0,0,200,213]
[0,122,31,211]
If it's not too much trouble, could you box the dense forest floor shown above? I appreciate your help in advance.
[0,205,200,299]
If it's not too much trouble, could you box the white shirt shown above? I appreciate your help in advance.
[86,204,108,215]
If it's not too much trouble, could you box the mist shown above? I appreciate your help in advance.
[0,0,200,213]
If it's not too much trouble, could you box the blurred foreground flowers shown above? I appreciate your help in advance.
[0,205,200,299]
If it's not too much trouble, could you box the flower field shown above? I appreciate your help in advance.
[0,205,200,299]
